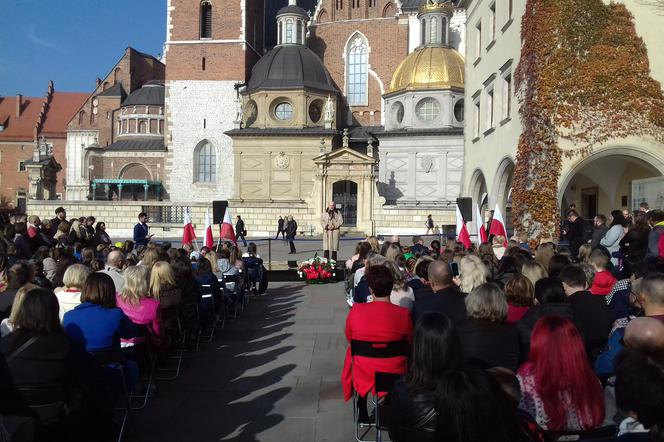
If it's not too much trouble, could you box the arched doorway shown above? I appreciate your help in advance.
[560,153,663,217]
[333,180,358,227]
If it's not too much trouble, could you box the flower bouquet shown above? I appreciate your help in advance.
[297,255,337,284]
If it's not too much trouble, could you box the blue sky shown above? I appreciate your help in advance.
[0,0,166,97]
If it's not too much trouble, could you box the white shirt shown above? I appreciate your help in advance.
[390,286,415,311]
[55,290,82,322]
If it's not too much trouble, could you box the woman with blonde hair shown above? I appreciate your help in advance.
[55,264,91,322]
[366,236,380,252]
[534,242,556,270]
[0,283,36,336]
[383,243,403,263]
[68,219,84,244]
[521,261,548,287]
[149,261,181,308]
[577,243,592,264]
[458,255,489,294]
[205,251,221,276]
[385,260,415,311]
[140,248,160,269]
[116,265,162,345]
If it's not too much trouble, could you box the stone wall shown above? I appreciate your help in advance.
[164,80,237,202]
[27,199,457,239]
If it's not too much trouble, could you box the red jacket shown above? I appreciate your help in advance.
[590,270,616,296]
[342,301,412,401]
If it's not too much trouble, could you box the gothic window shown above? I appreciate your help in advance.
[195,141,216,183]
[346,34,368,106]
[200,1,212,39]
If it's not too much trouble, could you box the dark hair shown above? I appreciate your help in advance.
[615,349,664,440]
[247,243,258,257]
[548,254,571,279]
[81,247,95,265]
[7,261,34,289]
[14,222,27,236]
[219,249,231,259]
[566,209,578,218]
[357,242,372,261]
[610,210,627,228]
[171,257,194,281]
[55,207,66,215]
[86,216,96,223]
[407,312,463,392]
[558,265,587,289]
[95,222,106,233]
[138,212,147,219]
[595,214,607,224]
[81,273,117,308]
[648,209,664,224]
[504,275,535,307]
[415,259,433,281]
[365,265,394,297]
[51,254,77,288]
[435,369,518,442]
[197,257,212,273]
[497,256,519,276]
[13,288,62,335]
[534,277,566,304]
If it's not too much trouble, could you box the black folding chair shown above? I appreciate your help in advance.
[349,339,410,442]
[158,306,187,380]
[374,372,403,442]
[198,283,217,343]
[545,425,617,441]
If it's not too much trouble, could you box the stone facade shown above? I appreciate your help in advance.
[164,81,237,201]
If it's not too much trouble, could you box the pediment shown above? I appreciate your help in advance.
[312,147,376,165]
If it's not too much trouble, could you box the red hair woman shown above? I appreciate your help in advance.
[517,316,604,432]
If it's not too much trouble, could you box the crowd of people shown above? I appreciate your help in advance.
[343,207,664,442]
[0,208,263,441]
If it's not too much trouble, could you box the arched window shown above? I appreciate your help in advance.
[346,34,368,106]
[78,110,86,125]
[421,19,427,45]
[286,19,293,43]
[296,20,303,44]
[200,1,212,39]
[278,21,283,44]
[195,141,216,183]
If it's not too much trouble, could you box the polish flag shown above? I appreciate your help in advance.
[182,209,197,246]
[489,204,508,246]
[219,207,237,244]
[475,203,488,244]
[456,204,472,250]
[203,208,214,249]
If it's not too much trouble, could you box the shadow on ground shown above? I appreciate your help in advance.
[132,284,307,442]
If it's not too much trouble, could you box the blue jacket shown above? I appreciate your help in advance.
[63,302,138,351]
[133,222,149,247]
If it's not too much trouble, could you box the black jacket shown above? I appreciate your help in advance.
[412,287,466,327]
[516,302,582,362]
[591,225,609,249]
[567,290,615,357]
[388,377,437,442]
[620,226,650,261]
[277,218,284,230]
[285,220,297,238]
[459,319,520,371]
[0,331,93,415]
[566,217,585,255]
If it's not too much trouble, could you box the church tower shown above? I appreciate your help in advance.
[164,0,265,202]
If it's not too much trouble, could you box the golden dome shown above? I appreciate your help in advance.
[388,46,465,95]
[418,0,455,16]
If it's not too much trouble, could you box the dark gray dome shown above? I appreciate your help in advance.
[122,81,164,106]
[276,4,308,17]
[246,45,337,93]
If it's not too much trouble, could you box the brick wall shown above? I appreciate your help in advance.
[309,7,408,127]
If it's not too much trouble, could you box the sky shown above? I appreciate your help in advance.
[0,0,167,97]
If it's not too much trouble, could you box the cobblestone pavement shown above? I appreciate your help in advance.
[133,281,355,442]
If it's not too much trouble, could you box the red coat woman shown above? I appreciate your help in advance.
[342,265,413,401]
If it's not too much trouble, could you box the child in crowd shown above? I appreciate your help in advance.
[589,249,617,296]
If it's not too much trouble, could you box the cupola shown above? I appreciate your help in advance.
[276,0,309,46]
[419,0,455,47]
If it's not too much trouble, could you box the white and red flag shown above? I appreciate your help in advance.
[475,203,488,244]
[456,204,472,250]
[219,207,237,244]
[182,209,197,246]
[203,208,214,249]
[489,204,508,246]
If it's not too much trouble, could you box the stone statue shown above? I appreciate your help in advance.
[234,95,243,122]
[325,95,335,122]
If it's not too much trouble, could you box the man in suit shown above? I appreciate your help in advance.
[236,215,247,247]
[412,260,467,327]
[133,212,153,249]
